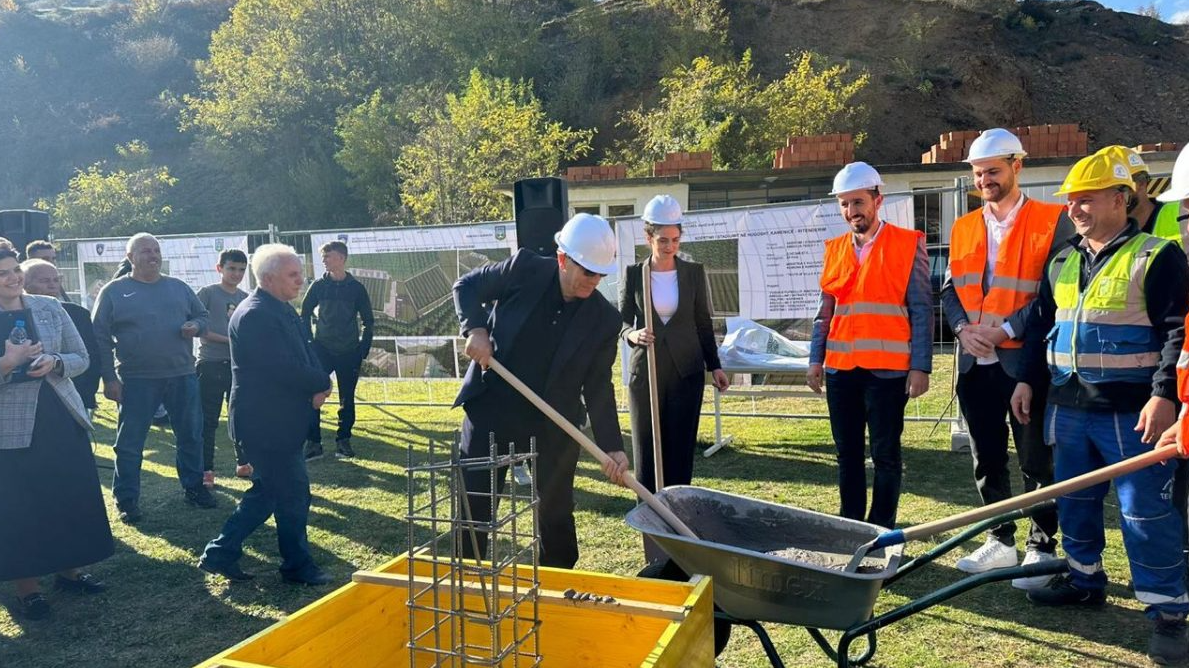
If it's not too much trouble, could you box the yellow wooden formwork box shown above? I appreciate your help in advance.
[194,551,714,668]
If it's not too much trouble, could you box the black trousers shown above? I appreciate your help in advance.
[197,360,247,470]
[458,411,582,569]
[628,351,706,494]
[956,362,1058,551]
[307,344,361,444]
[825,369,908,529]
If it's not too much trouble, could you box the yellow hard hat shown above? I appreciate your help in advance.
[1053,153,1136,196]
[1094,145,1148,177]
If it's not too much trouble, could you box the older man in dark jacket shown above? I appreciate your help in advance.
[455,214,628,569]
[198,244,333,585]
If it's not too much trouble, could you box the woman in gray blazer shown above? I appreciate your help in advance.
[0,246,113,620]
[620,196,729,493]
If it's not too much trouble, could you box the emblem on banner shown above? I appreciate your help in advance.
[337,234,349,243]
[215,238,224,251]
[95,243,105,256]
[494,225,506,241]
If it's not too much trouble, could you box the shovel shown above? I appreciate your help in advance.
[642,259,665,491]
[486,358,699,540]
[845,443,1182,572]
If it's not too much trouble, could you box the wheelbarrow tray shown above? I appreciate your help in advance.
[626,486,902,630]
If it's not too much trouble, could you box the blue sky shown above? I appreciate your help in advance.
[1102,0,1189,23]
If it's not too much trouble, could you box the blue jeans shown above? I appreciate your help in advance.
[112,375,204,506]
[1047,404,1188,619]
[200,444,315,577]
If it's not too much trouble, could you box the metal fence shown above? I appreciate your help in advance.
[54,175,1143,435]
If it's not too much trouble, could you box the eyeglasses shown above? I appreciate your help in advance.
[578,266,607,278]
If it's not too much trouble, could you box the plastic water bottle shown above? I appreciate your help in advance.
[9,319,30,382]
[9,319,28,345]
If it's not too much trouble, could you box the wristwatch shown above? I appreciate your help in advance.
[954,323,966,336]
[52,354,63,375]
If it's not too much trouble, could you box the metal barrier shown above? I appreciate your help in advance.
[56,174,1159,436]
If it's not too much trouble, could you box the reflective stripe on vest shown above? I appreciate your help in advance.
[820,222,921,372]
[1151,202,1187,249]
[948,199,1063,349]
[1046,233,1167,386]
[1177,313,1189,406]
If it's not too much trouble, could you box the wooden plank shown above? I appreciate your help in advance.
[353,570,690,622]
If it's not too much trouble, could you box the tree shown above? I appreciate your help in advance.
[37,141,177,238]
[614,50,868,172]
[396,70,593,225]
[334,89,435,219]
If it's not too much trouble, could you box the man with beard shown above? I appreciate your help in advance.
[808,162,932,530]
[941,128,1072,585]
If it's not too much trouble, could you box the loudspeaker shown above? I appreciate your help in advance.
[513,177,568,257]
[0,209,50,256]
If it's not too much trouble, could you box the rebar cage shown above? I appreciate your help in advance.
[404,434,543,667]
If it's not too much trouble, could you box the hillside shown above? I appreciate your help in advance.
[0,0,1186,230]
[720,0,1189,163]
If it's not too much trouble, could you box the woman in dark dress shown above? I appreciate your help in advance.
[0,246,113,620]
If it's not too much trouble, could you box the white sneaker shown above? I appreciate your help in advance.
[1011,548,1062,590]
[955,538,1018,574]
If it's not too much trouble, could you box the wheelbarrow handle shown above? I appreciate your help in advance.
[886,443,1181,549]
[486,358,700,540]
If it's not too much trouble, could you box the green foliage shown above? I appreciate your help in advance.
[38,141,177,238]
[334,89,435,218]
[614,50,868,171]
[396,70,593,225]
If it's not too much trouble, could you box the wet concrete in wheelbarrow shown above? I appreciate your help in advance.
[668,494,889,574]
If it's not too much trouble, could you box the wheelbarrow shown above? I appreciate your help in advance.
[626,486,1069,668]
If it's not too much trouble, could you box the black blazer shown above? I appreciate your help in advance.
[453,250,623,453]
[228,289,332,452]
[620,256,721,380]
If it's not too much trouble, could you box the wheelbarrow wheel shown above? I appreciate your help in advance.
[637,558,733,656]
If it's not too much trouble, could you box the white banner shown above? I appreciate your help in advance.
[615,196,914,319]
[310,223,518,254]
[77,235,250,303]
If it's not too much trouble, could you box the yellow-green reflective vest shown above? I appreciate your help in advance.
[1047,233,1168,385]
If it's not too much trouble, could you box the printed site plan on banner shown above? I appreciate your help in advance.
[615,195,913,320]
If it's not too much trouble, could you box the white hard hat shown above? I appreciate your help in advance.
[555,213,618,275]
[1157,145,1189,203]
[642,195,686,225]
[830,162,884,196]
[965,128,1027,163]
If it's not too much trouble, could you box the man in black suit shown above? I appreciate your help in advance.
[455,213,629,569]
[198,244,333,585]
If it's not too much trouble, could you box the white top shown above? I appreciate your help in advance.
[650,270,679,324]
[975,194,1026,365]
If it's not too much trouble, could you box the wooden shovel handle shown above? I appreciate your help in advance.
[643,259,665,490]
[486,358,699,540]
[902,443,1181,543]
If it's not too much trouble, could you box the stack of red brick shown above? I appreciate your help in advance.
[772,134,855,169]
[922,124,1090,164]
[565,164,627,182]
[921,130,981,164]
[1134,142,1183,154]
[652,151,713,177]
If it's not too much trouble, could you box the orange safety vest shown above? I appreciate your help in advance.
[948,199,1063,348]
[1178,313,1189,453]
[820,221,922,371]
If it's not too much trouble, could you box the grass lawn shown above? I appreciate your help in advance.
[0,354,1167,667]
